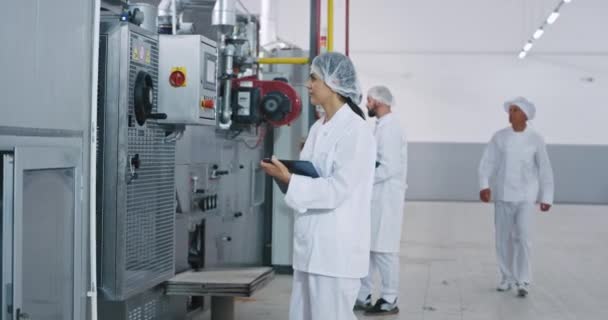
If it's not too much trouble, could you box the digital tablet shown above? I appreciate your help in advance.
[263,159,320,194]
[263,159,320,178]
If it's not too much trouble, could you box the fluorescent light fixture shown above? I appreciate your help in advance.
[516,0,572,59]
[547,11,560,24]
[518,51,527,59]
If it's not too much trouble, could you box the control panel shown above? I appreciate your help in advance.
[159,35,218,125]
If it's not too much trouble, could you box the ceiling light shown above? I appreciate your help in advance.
[518,51,527,59]
[547,11,560,24]
[516,0,573,59]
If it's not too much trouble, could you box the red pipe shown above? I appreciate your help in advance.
[345,0,350,56]
[316,0,321,55]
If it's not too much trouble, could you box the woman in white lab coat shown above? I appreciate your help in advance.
[478,97,554,298]
[260,52,376,320]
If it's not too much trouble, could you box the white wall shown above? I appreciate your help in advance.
[241,0,310,48]
[354,53,608,144]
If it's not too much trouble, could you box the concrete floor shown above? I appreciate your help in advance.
[226,201,608,319]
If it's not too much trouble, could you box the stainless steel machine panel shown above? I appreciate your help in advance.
[99,287,171,320]
[98,16,176,301]
[158,35,218,125]
[172,124,268,270]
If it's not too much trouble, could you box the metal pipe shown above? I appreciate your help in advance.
[172,0,177,34]
[219,42,235,129]
[224,44,235,76]
[258,57,309,65]
[247,19,259,59]
[260,0,272,46]
[88,0,101,319]
[310,0,320,58]
[308,0,321,128]
[327,0,334,52]
[221,78,233,129]
[212,0,237,27]
[345,0,350,56]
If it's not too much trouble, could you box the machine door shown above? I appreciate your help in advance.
[11,147,82,320]
[2,154,14,320]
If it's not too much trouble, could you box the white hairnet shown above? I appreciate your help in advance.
[504,97,536,120]
[367,85,394,107]
[311,52,362,104]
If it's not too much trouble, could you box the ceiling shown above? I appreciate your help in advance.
[349,0,608,54]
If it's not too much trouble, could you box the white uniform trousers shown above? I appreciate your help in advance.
[290,270,360,320]
[495,201,535,285]
[357,252,400,303]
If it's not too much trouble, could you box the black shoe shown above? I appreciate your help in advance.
[354,294,372,311]
[364,298,399,316]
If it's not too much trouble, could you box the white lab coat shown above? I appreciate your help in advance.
[370,113,408,253]
[479,127,554,285]
[285,105,376,278]
[478,127,554,204]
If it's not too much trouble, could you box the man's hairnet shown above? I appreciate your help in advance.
[504,97,536,120]
[311,52,362,105]
[367,85,394,107]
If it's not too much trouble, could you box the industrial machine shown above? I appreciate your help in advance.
[94,1,304,319]
[97,13,176,302]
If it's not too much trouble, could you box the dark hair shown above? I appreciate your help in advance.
[342,95,365,120]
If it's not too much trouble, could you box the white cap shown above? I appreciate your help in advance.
[367,85,394,107]
[504,97,536,120]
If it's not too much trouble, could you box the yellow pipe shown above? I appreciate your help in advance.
[257,57,310,65]
[327,0,334,52]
